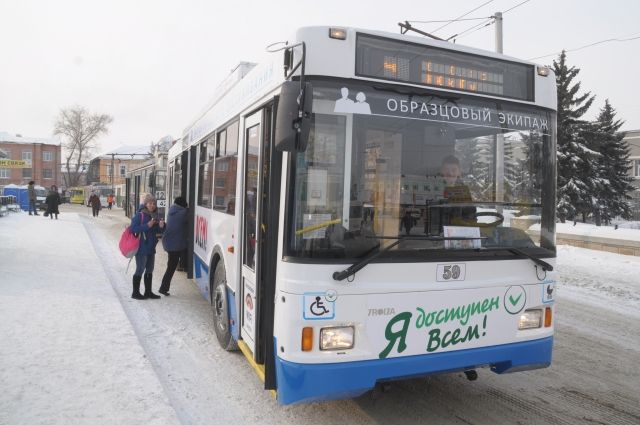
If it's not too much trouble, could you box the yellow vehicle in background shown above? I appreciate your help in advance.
[69,187,86,205]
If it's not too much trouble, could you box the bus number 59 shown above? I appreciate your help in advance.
[437,264,466,282]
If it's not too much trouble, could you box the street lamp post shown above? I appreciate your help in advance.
[110,153,115,195]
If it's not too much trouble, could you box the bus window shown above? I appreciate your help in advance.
[214,121,238,214]
[198,137,214,208]
[243,124,260,269]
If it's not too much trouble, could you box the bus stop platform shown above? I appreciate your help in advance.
[0,207,179,424]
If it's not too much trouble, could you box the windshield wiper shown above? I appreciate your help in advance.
[482,247,553,271]
[332,235,485,281]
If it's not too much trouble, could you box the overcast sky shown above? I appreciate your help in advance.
[1,0,639,154]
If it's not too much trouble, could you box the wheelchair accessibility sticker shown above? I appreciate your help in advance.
[303,292,336,320]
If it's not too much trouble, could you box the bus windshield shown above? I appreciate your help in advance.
[286,80,556,260]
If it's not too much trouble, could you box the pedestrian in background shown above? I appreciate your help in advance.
[159,196,188,296]
[107,193,114,210]
[88,191,101,217]
[27,181,39,216]
[129,193,165,300]
[45,185,61,220]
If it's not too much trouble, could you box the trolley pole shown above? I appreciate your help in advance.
[494,11,504,205]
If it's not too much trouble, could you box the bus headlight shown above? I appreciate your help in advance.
[518,309,543,330]
[320,326,354,350]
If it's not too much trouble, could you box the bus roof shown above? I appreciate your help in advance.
[182,26,556,147]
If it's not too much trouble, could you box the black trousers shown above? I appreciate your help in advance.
[160,251,181,292]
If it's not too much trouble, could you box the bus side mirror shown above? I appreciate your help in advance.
[275,81,313,152]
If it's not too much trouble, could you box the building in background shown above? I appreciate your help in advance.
[87,137,174,207]
[123,136,174,215]
[86,145,152,207]
[0,131,62,189]
[624,129,640,220]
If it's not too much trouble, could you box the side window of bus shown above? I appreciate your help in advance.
[198,137,214,208]
[213,121,238,215]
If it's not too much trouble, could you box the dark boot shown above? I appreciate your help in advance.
[158,285,170,296]
[131,275,145,300]
[159,270,172,296]
[143,273,161,299]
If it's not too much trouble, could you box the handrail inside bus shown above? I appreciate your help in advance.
[295,218,342,236]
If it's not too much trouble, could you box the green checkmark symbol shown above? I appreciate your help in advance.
[509,294,523,306]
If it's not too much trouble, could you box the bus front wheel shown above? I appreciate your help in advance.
[212,263,238,351]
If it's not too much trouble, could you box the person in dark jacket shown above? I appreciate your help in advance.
[129,194,165,300]
[45,185,61,220]
[88,192,101,217]
[27,181,39,216]
[158,196,188,296]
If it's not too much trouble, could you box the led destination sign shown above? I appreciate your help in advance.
[356,34,534,101]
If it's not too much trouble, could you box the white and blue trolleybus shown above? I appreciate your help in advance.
[169,26,558,405]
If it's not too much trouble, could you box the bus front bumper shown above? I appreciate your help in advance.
[275,336,552,405]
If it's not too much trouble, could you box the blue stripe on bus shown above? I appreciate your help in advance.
[193,255,210,302]
[227,288,239,340]
[192,254,238,339]
[274,336,553,405]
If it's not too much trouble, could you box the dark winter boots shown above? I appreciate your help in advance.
[143,273,161,299]
[131,275,145,300]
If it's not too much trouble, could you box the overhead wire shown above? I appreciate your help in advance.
[407,17,490,24]
[449,18,495,41]
[431,0,495,34]
[528,34,640,60]
[451,0,532,42]
[503,0,531,14]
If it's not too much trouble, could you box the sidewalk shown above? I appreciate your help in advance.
[0,207,180,425]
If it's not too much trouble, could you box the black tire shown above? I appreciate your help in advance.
[212,262,238,351]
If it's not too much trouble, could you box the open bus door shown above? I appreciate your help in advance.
[124,178,131,218]
[239,105,279,390]
[187,146,196,279]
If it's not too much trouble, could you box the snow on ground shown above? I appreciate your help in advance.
[556,244,640,318]
[0,211,179,425]
[532,220,640,241]
[556,221,640,241]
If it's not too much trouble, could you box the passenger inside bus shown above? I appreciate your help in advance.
[425,154,477,235]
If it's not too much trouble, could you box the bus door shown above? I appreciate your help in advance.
[187,146,197,279]
[124,178,131,217]
[133,175,141,217]
[239,105,279,386]
[241,111,262,356]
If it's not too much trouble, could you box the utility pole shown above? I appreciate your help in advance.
[494,12,503,54]
[110,153,115,195]
[494,11,504,205]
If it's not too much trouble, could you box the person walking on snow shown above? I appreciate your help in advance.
[158,196,188,296]
[45,185,61,220]
[107,193,114,210]
[88,192,101,217]
[129,193,165,300]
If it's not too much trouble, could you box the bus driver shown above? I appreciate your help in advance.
[440,155,472,204]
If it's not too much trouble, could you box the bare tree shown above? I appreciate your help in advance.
[54,106,113,188]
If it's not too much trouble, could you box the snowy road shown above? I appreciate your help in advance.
[2,206,639,424]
